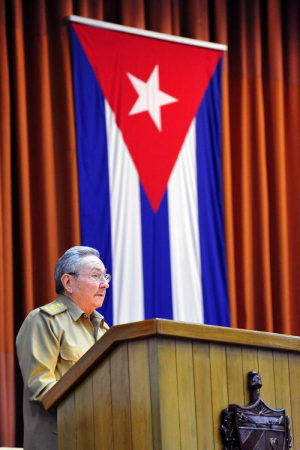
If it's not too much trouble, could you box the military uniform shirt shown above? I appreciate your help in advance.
[16,294,109,450]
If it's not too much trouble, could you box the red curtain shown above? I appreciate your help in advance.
[0,0,299,446]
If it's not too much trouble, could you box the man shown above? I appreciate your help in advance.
[16,246,110,450]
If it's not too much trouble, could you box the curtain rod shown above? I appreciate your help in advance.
[66,15,228,52]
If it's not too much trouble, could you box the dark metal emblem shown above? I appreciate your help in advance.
[221,371,292,450]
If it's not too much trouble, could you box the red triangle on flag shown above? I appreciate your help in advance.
[73,23,222,212]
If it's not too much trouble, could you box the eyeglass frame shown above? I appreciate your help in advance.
[67,272,111,284]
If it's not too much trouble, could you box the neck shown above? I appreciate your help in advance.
[63,292,93,315]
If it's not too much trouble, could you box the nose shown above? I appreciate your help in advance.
[100,279,109,288]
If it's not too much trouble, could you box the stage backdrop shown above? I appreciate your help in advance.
[1,1,299,447]
[70,16,230,327]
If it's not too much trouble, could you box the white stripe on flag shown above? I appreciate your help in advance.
[105,100,144,324]
[168,118,204,324]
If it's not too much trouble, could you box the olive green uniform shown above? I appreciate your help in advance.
[16,294,108,450]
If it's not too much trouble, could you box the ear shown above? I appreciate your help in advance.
[61,274,74,294]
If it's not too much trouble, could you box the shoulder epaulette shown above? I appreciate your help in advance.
[40,302,68,316]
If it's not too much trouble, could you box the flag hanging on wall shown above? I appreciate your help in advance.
[69,16,230,327]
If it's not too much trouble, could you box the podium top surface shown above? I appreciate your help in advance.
[42,319,300,410]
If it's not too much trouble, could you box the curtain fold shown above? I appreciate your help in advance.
[0,0,15,445]
[0,0,299,446]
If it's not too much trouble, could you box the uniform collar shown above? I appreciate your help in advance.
[57,293,104,324]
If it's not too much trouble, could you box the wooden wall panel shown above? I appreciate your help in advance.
[288,352,300,449]
[175,339,197,450]
[128,340,153,450]
[148,338,162,450]
[273,351,293,442]
[226,345,244,405]
[241,347,258,405]
[257,349,276,407]
[93,358,113,450]
[110,343,132,449]
[210,343,228,450]
[58,392,76,450]
[193,341,214,449]
[156,337,181,449]
[75,375,94,449]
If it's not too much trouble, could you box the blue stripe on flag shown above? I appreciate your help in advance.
[196,57,230,326]
[140,186,173,320]
[71,27,113,326]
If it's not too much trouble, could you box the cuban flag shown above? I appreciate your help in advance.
[69,16,230,327]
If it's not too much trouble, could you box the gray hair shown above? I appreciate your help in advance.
[54,246,100,294]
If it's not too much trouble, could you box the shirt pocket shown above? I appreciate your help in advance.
[59,346,89,376]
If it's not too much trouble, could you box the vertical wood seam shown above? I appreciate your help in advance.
[91,372,95,449]
[148,341,154,449]
[109,354,115,450]
[208,343,219,448]
[191,341,199,450]
[75,387,79,447]
[175,339,182,450]
[148,337,162,450]
[287,353,294,448]
[271,350,277,409]
[224,347,229,440]
[148,338,155,448]
[148,338,158,450]
[126,343,133,450]
[108,356,114,450]
[225,345,229,404]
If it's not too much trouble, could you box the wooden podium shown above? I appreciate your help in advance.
[43,319,300,449]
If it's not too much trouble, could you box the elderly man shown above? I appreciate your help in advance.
[16,246,110,450]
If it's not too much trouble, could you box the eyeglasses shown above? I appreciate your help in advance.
[68,272,111,284]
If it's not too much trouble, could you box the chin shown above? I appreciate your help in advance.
[95,298,104,308]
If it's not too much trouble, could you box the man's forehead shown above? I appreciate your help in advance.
[81,255,105,270]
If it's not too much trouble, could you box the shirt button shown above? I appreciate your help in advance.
[83,313,89,319]
[75,354,80,359]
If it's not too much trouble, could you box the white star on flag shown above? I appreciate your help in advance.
[127,65,178,131]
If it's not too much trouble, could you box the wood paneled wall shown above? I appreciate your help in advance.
[57,336,300,450]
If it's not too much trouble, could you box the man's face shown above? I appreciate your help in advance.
[69,255,109,314]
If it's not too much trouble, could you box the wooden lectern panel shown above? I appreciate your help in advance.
[47,320,300,449]
[210,343,228,450]
[110,343,132,449]
[58,393,76,449]
[93,358,113,449]
[128,340,153,450]
[176,339,197,449]
[226,345,244,405]
[289,352,300,448]
[273,351,293,442]
[193,341,214,449]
